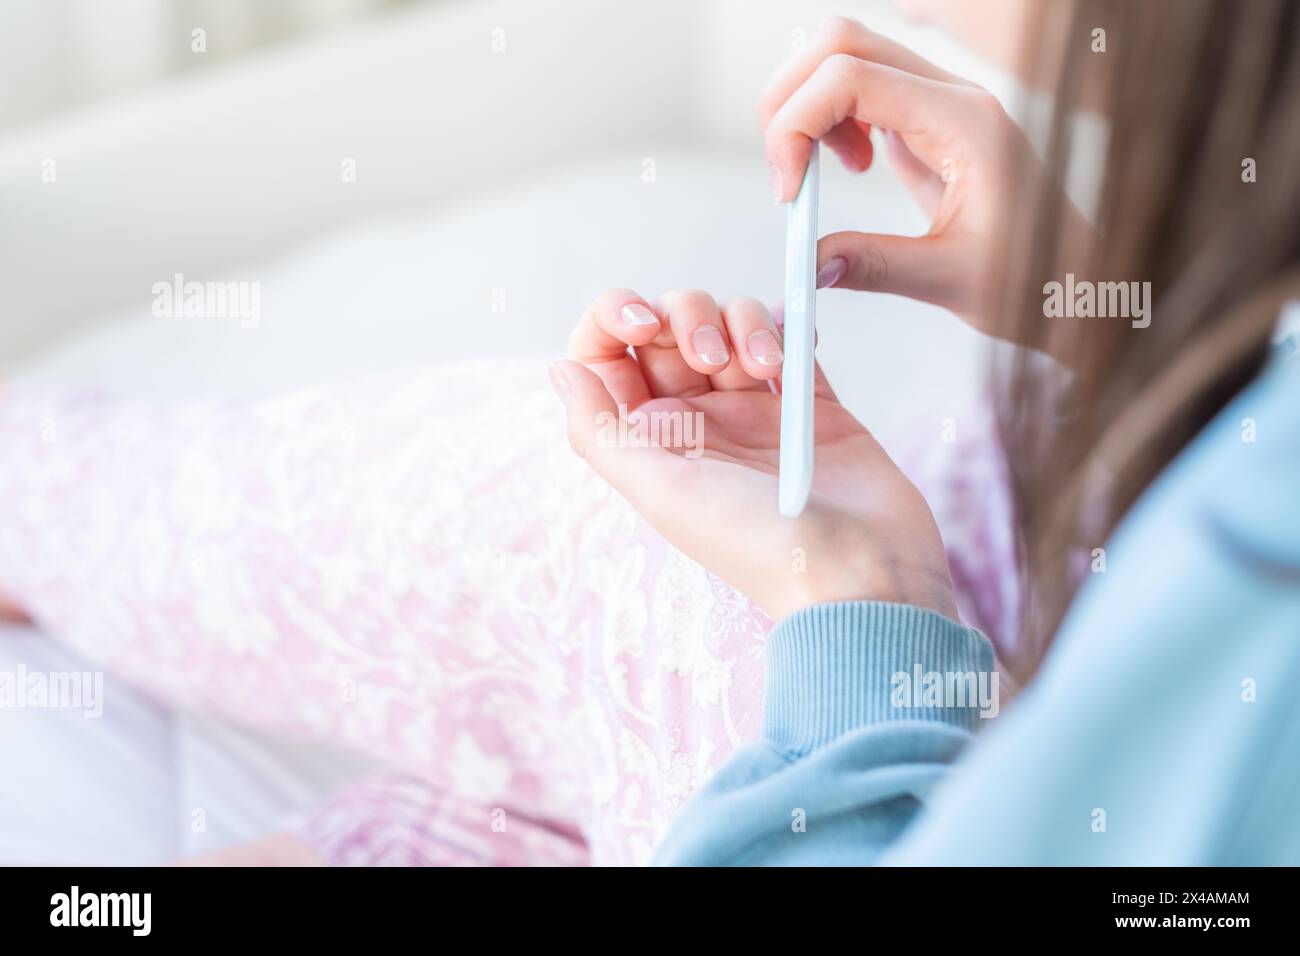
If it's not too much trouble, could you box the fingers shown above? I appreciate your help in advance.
[770,306,838,402]
[567,288,662,406]
[548,359,698,518]
[658,290,780,391]
[659,289,732,374]
[767,55,964,203]
[758,16,973,193]
[821,117,875,173]
[722,297,784,381]
[883,128,945,218]
[816,231,964,309]
[573,290,787,400]
[757,15,966,133]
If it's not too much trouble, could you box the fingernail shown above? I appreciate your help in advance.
[748,329,784,366]
[816,256,847,289]
[769,163,784,203]
[547,362,571,399]
[692,326,729,366]
[620,303,658,327]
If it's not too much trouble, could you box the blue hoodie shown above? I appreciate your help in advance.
[653,354,1300,865]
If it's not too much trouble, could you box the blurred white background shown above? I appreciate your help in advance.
[0,0,1028,439]
[0,0,406,132]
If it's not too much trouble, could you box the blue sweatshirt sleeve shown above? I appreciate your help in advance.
[651,602,994,866]
[654,357,1300,867]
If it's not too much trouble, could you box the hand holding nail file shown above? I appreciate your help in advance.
[778,143,819,517]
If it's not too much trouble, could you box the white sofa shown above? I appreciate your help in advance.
[0,0,1019,863]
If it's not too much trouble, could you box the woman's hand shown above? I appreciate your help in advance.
[759,15,1093,349]
[551,288,958,624]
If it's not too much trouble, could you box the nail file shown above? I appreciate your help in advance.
[778,144,819,518]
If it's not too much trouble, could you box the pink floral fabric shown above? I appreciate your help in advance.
[0,358,1016,865]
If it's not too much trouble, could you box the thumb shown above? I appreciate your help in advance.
[548,360,694,508]
[817,231,961,311]
[549,359,619,462]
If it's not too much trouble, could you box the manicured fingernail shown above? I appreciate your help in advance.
[748,329,784,366]
[816,256,847,289]
[547,362,570,399]
[769,163,784,203]
[621,303,658,326]
[692,326,729,365]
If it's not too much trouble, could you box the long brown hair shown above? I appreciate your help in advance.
[997,0,1300,679]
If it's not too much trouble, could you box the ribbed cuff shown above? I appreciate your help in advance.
[762,601,996,757]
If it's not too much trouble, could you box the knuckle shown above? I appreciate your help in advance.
[821,52,865,85]
[668,288,717,315]
[730,294,765,309]
[858,241,890,290]
[576,293,611,336]
[594,288,636,315]
[968,88,1006,121]
[819,15,862,49]
[726,296,769,321]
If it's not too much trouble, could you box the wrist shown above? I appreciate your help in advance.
[776,565,960,625]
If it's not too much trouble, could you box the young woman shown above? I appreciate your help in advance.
[2,1,1297,864]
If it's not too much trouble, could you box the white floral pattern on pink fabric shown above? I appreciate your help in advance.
[0,358,1016,865]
